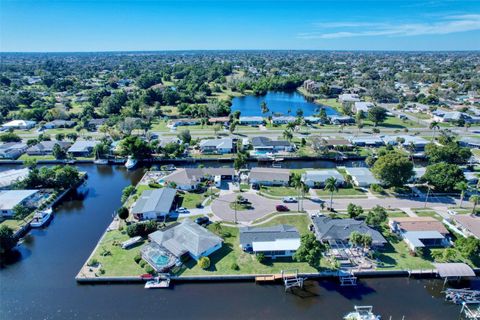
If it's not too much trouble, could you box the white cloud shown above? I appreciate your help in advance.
[299,14,480,39]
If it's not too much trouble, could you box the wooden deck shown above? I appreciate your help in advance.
[255,274,295,282]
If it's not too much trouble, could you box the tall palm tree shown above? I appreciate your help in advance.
[300,182,310,212]
[470,195,479,215]
[283,129,293,142]
[429,121,439,139]
[290,173,302,211]
[455,181,468,208]
[324,177,338,211]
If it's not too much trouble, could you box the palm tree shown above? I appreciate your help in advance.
[324,177,338,211]
[470,195,479,215]
[455,181,468,208]
[300,182,310,212]
[283,129,293,142]
[429,121,439,139]
[290,173,302,211]
[260,101,269,114]
[212,221,222,234]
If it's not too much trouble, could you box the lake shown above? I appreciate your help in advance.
[231,91,338,117]
[0,164,473,320]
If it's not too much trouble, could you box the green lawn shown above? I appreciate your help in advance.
[260,186,298,197]
[414,210,444,221]
[89,229,147,277]
[178,192,206,209]
[316,187,367,197]
[375,227,434,270]
[177,215,328,276]
[363,116,423,129]
[19,154,56,161]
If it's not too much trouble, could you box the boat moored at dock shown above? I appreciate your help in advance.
[30,208,53,228]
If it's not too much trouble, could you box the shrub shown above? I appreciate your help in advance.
[148,182,161,188]
[139,260,146,268]
[98,268,105,275]
[231,263,240,271]
[370,184,384,193]
[256,253,266,264]
[196,202,203,208]
[88,258,99,267]
[145,265,155,275]
[198,256,210,269]
[134,253,142,264]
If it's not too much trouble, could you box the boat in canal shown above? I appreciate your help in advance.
[343,306,381,320]
[125,156,137,170]
[94,159,109,165]
[144,276,171,289]
[30,208,53,228]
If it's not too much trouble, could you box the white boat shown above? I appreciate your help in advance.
[30,208,53,228]
[125,156,137,170]
[344,306,381,320]
[94,159,109,165]
[144,276,170,289]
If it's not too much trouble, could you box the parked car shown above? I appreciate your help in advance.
[276,205,289,212]
[194,216,210,225]
[177,207,189,213]
[282,196,297,203]
[237,196,249,204]
[447,210,457,215]
[252,183,260,190]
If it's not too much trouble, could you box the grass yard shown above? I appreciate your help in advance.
[375,228,434,270]
[316,187,367,197]
[19,154,56,161]
[414,210,444,221]
[89,229,147,277]
[260,186,298,197]
[177,215,329,276]
[178,192,206,209]
[363,116,423,129]
[150,120,170,131]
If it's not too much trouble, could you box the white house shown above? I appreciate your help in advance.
[1,120,36,130]
[249,167,290,186]
[239,116,264,126]
[131,188,177,220]
[0,190,39,218]
[301,170,345,188]
[239,225,301,259]
[199,138,233,154]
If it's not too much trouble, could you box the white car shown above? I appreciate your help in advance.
[447,210,457,215]
[282,196,298,203]
[177,207,189,213]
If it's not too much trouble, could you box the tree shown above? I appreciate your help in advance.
[119,136,152,159]
[455,236,480,262]
[52,143,66,160]
[349,231,363,247]
[178,129,191,144]
[213,124,222,136]
[429,121,439,138]
[0,225,17,255]
[293,233,324,267]
[324,177,338,211]
[470,195,479,215]
[424,142,472,165]
[455,181,468,208]
[347,203,364,219]
[117,207,129,221]
[0,132,21,143]
[212,221,222,235]
[13,204,31,221]
[367,106,387,127]
[198,256,210,269]
[282,129,293,141]
[121,185,136,203]
[372,151,413,187]
[260,101,269,114]
[229,121,237,134]
[423,163,465,193]
[365,205,387,227]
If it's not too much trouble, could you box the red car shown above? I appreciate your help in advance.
[276,205,289,212]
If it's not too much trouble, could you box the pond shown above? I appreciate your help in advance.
[231,91,338,117]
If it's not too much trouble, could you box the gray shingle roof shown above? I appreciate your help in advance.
[131,188,176,215]
[149,219,223,258]
[312,216,387,245]
[239,224,300,247]
[251,136,291,147]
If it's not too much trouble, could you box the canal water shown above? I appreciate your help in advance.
[231,91,338,117]
[0,164,473,319]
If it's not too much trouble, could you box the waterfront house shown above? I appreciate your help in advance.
[382,135,428,151]
[0,168,29,190]
[1,120,36,130]
[26,141,71,156]
[208,117,230,125]
[148,219,223,261]
[301,170,345,188]
[239,225,301,259]
[249,167,290,186]
[349,136,384,147]
[251,136,294,153]
[0,142,28,159]
[131,188,177,220]
[344,167,379,187]
[311,215,387,247]
[319,138,353,150]
[239,116,264,126]
[452,215,480,240]
[43,120,76,129]
[328,115,355,125]
[389,217,450,251]
[162,168,235,190]
[67,140,100,157]
[272,116,297,125]
[304,116,323,124]
[0,189,39,218]
[199,138,234,154]
[459,137,480,149]
[158,137,182,148]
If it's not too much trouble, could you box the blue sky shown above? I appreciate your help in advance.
[1,0,479,52]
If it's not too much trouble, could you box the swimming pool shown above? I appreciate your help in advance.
[152,254,169,267]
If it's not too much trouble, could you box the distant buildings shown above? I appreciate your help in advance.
[0,142,28,159]
[26,141,71,156]
[338,94,360,103]
[1,120,36,130]
[238,116,264,126]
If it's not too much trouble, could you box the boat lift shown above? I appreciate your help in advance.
[281,269,305,292]
[339,270,358,286]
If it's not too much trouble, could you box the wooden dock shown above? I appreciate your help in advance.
[255,274,291,282]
